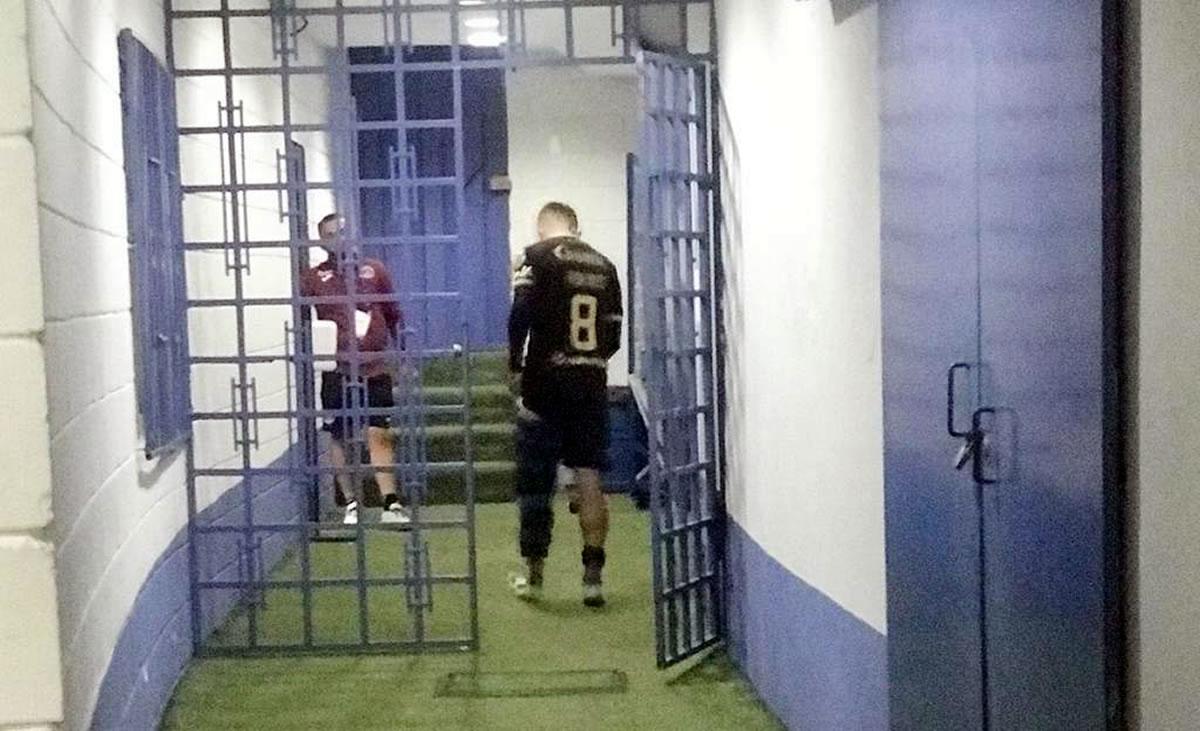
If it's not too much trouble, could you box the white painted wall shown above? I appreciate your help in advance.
[716,0,886,632]
[27,1,331,727]
[1132,2,1200,728]
[506,66,640,384]
[0,3,64,729]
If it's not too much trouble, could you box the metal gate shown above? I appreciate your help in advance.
[168,1,715,657]
[633,50,724,668]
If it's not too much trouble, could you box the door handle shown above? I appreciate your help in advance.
[972,407,998,485]
[953,432,979,471]
[947,362,973,438]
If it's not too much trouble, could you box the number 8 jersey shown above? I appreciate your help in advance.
[508,236,624,408]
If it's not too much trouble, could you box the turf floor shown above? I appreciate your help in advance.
[162,499,781,730]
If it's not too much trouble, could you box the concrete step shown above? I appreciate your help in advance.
[425,423,515,463]
[424,407,514,427]
[422,351,509,388]
[422,383,513,409]
[425,460,516,504]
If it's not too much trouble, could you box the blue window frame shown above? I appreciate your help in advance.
[118,30,190,454]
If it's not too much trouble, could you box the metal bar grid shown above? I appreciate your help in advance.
[172,0,681,19]
[636,50,723,670]
[174,0,491,658]
[198,575,472,591]
[197,639,474,659]
[192,460,475,476]
[172,0,715,661]
[170,0,714,79]
[172,56,656,79]
[182,177,460,194]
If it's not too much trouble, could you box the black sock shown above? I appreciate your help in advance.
[582,546,605,585]
[527,558,545,586]
[383,493,400,509]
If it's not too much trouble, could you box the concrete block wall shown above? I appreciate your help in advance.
[0,2,64,729]
[715,0,887,727]
[506,66,640,385]
[26,0,331,727]
[172,8,335,510]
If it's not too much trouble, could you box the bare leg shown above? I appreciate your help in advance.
[559,464,581,514]
[367,426,398,500]
[575,468,608,605]
[327,438,356,504]
[575,468,609,548]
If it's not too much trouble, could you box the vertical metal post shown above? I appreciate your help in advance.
[453,0,479,651]
[274,0,318,650]
[215,0,259,650]
[389,0,424,648]
[564,1,576,60]
[164,0,208,655]
[462,327,479,648]
[186,442,203,651]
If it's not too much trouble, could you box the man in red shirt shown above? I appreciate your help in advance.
[300,213,408,524]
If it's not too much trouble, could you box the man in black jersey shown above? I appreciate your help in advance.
[508,202,623,608]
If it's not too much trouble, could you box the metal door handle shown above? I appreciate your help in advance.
[953,434,978,471]
[972,407,998,485]
[947,362,972,438]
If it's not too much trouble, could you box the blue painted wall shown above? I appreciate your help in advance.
[725,519,888,730]
[89,451,305,730]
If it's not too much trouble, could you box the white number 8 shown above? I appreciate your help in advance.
[570,294,599,352]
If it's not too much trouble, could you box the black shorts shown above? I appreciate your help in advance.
[320,371,394,440]
[515,395,609,497]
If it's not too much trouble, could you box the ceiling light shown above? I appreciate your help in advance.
[464,16,500,29]
[466,31,507,47]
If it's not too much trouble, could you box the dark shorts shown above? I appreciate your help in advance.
[320,371,394,440]
[515,395,609,497]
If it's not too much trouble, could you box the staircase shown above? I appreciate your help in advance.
[421,350,518,504]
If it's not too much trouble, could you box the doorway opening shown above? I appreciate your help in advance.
[167,0,721,665]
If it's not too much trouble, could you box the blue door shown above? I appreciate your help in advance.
[349,46,511,350]
[881,2,1124,728]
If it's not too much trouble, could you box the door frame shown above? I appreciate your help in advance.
[1100,0,1134,726]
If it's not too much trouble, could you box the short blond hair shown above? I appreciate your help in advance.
[538,202,579,234]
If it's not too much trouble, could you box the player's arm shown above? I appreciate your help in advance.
[508,252,537,377]
[298,269,318,319]
[599,263,624,360]
[374,261,406,349]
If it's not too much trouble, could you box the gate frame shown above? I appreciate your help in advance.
[165,0,721,659]
[633,48,727,669]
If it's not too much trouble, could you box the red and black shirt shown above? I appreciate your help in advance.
[299,256,403,378]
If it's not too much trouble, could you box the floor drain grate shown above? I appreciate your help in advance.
[434,670,628,698]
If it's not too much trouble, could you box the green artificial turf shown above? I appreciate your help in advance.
[162,499,781,731]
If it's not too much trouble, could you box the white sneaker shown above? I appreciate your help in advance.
[342,501,359,525]
[509,573,543,602]
[380,502,411,525]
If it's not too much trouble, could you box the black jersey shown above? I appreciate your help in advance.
[508,236,624,407]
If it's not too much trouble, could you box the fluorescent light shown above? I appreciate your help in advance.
[464,16,500,29]
[466,31,507,47]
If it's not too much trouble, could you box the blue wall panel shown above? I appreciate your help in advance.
[880,1,1115,728]
[89,450,304,730]
[725,519,887,730]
